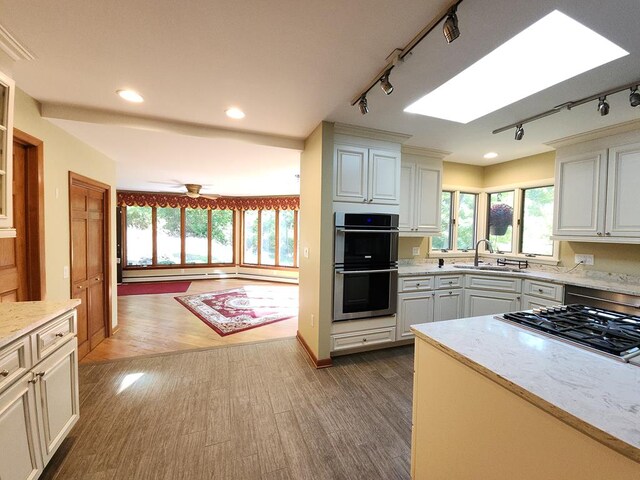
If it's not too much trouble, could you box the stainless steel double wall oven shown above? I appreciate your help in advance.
[333,212,399,321]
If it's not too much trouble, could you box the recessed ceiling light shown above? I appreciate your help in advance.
[225,107,245,119]
[116,89,144,103]
[483,152,498,159]
[404,10,628,123]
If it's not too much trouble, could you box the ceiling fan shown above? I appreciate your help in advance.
[183,183,220,200]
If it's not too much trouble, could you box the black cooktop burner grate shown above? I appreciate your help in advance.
[502,304,640,357]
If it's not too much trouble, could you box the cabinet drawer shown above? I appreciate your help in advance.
[0,337,31,394]
[435,274,463,289]
[331,327,396,352]
[464,275,521,293]
[523,279,563,301]
[32,311,77,363]
[399,276,434,292]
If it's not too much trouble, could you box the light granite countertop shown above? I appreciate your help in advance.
[398,263,640,297]
[411,317,640,462]
[0,300,81,349]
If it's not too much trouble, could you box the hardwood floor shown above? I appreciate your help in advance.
[82,279,298,363]
[41,338,414,480]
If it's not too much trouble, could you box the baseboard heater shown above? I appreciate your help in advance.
[122,272,298,285]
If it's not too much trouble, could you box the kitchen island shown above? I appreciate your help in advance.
[410,315,639,480]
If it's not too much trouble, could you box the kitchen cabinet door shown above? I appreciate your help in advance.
[464,289,520,317]
[333,144,368,203]
[414,164,442,233]
[368,149,401,205]
[398,163,415,231]
[0,373,42,480]
[397,292,434,340]
[605,142,640,237]
[553,150,608,237]
[34,338,79,465]
[434,290,464,322]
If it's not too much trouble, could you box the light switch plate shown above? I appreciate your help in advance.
[63,266,70,279]
[303,247,309,258]
[412,247,420,256]
[574,254,594,265]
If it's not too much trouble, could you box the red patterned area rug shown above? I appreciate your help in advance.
[118,281,191,296]
[175,285,298,336]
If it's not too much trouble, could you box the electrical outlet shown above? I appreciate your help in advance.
[574,254,594,265]
[412,247,420,256]
[311,314,315,327]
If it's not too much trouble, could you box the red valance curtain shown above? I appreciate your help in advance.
[117,191,299,210]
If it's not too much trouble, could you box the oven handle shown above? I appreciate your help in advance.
[335,228,399,233]
[336,268,398,275]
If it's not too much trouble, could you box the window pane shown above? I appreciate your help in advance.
[185,208,208,264]
[457,193,477,250]
[243,210,258,264]
[125,206,152,266]
[261,210,276,265]
[521,186,554,256]
[279,210,295,266]
[431,192,453,250]
[212,210,234,263]
[157,207,182,264]
[487,191,514,253]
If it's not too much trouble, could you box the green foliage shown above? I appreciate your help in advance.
[126,206,151,229]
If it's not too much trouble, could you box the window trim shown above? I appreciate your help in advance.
[429,186,482,257]
[240,209,299,270]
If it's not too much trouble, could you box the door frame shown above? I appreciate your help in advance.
[13,128,46,300]
[68,172,113,338]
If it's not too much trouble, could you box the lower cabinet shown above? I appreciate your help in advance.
[434,289,464,322]
[464,289,521,317]
[397,292,434,340]
[521,294,561,309]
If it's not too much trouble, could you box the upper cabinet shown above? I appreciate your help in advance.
[552,127,640,243]
[399,146,444,235]
[0,70,15,236]
[333,124,409,208]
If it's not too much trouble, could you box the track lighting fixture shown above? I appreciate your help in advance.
[380,71,394,95]
[350,0,463,113]
[493,78,640,139]
[443,5,460,44]
[630,88,640,107]
[358,96,369,115]
[597,96,610,116]
[514,124,524,141]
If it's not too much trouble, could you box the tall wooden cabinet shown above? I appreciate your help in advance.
[551,128,640,243]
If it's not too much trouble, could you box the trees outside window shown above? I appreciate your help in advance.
[431,191,477,253]
[125,206,152,266]
[242,209,298,267]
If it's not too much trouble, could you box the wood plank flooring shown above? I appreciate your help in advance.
[41,338,414,480]
[83,279,298,363]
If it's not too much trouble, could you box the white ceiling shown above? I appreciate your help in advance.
[1,0,639,193]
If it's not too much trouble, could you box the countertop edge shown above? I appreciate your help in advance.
[412,328,640,464]
[0,299,81,349]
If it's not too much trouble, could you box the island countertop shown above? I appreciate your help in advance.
[411,316,640,463]
[0,299,81,349]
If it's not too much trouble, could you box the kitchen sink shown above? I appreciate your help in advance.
[453,265,521,273]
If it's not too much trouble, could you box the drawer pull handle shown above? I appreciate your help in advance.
[538,288,543,293]
[0,369,8,377]
[77,285,83,289]
[416,283,420,287]
[363,338,367,342]
[95,277,100,281]
[55,332,65,338]
[448,281,453,285]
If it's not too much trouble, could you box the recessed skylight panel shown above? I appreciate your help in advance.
[404,10,629,123]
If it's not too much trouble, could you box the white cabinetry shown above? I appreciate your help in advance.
[398,291,434,340]
[463,274,521,316]
[434,289,464,322]
[399,147,444,235]
[521,279,564,309]
[0,69,15,235]
[0,308,79,480]
[333,144,400,205]
[552,131,640,242]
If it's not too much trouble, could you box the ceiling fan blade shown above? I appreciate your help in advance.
[201,194,221,200]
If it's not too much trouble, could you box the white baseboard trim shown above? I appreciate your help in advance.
[122,272,298,285]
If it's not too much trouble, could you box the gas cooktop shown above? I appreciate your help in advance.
[500,304,640,365]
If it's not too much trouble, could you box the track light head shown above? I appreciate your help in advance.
[358,96,369,115]
[514,124,524,141]
[630,88,640,107]
[380,71,394,95]
[443,6,460,44]
[597,96,610,116]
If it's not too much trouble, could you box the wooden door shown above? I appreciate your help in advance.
[69,173,110,359]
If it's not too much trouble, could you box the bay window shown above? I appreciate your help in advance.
[241,209,299,268]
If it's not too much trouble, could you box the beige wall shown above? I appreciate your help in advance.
[560,242,640,275]
[298,122,334,362]
[13,89,119,327]
[442,162,484,187]
[483,151,555,187]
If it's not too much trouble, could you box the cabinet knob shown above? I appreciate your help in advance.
[95,277,100,281]
[55,332,65,337]
[0,369,8,377]
[362,199,367,203]
[538,288,543,293]
[28,374,38,384]
[416,283,420,287]
[449,291,453,295]
[35,372,45,377]
[596,232,602,236]
[605,232,611,236]
[448,281,453,285]
[77,285,83,289]
[368,199,373,203]
[363,338,367,342]
[516,296,521,301]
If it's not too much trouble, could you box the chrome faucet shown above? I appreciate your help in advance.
[474,239,493,267]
